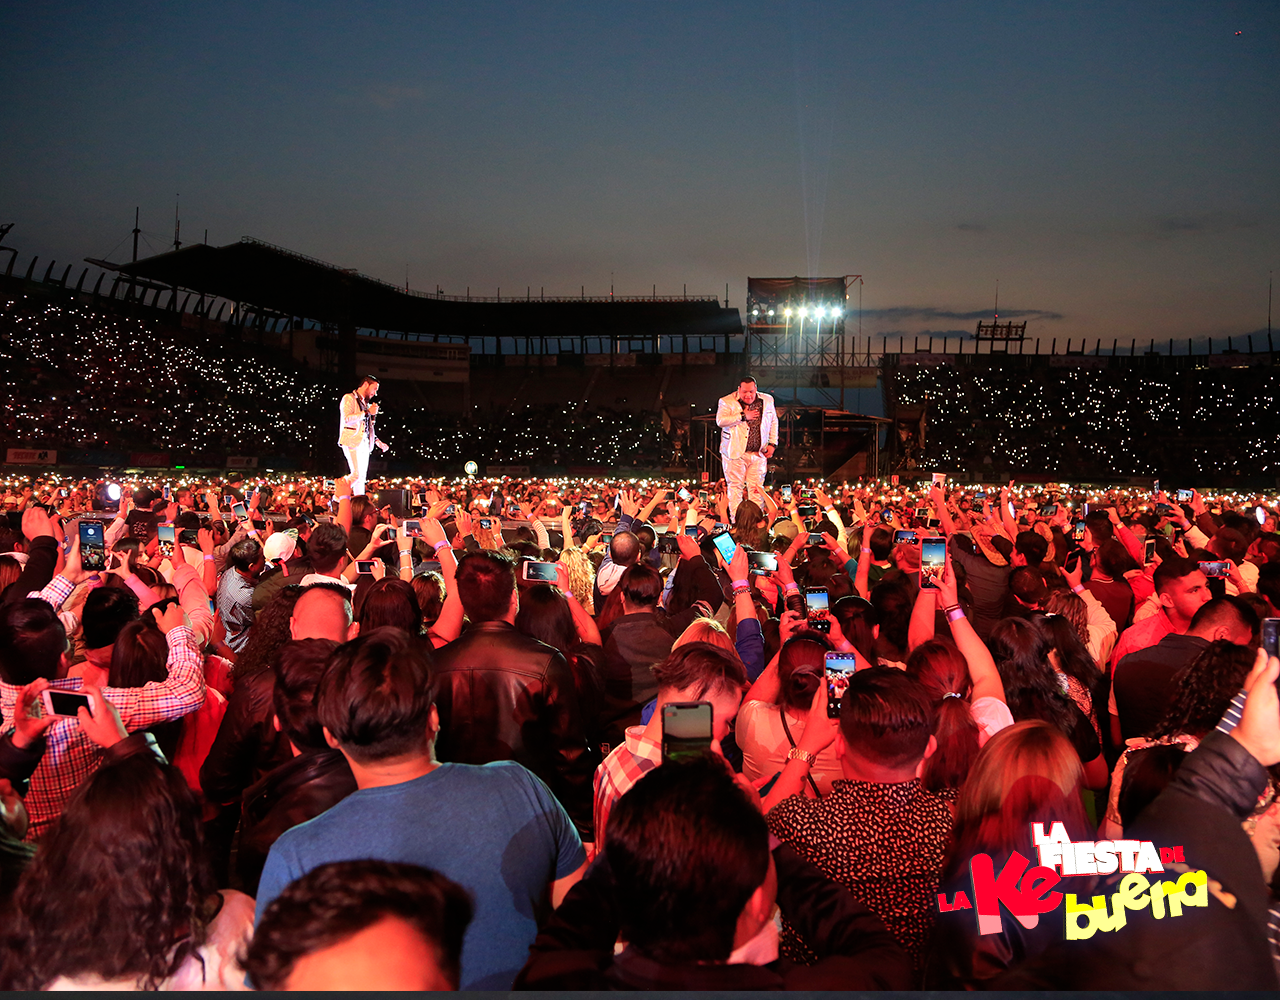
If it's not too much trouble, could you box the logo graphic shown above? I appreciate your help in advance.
[937,822,1208,940]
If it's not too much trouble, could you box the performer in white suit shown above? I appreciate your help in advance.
[716,376,778,511]
[338,375,389,496]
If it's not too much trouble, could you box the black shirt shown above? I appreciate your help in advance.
[1112,633,1210,740]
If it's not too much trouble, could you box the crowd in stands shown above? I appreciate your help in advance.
[891,361,1269,480]
[0,300,330,465]
[396,404,668,470]
[0,296,668,471]
[0,466,1279,990]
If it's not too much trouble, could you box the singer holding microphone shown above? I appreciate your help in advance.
[338,375,389,496]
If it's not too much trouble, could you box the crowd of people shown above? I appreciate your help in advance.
[0,300,331,465]
[0,465,1278,989]
[396,403,669,470]
[891,360,1266,480]
[0,297,670,472]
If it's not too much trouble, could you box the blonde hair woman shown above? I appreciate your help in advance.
[558,545,596,614]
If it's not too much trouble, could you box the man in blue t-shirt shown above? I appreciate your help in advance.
[255,627,587,991]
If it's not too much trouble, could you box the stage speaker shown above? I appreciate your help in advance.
[371,488,410,518]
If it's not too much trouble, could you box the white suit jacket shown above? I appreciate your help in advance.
[338,392,374,449]
[716,390,778,461]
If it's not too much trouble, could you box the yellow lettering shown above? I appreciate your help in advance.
[1149,878,1166,919]
[1178,869,1208,908]
[1065,894,1121,939]
[1065,895,1099,940]
[1116,873,1150,912]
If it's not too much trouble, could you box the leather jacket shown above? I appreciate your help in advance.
[199,668,293,807]
[237,748,356,895]
[431,620,596,837]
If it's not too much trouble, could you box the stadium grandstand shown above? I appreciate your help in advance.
[2,227,1278,486]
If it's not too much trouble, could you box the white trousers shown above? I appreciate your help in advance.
[342,440,372,496]
[724,452,768,512]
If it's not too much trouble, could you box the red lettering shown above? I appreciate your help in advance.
[938,890,975,912]
[1020,866,1063,910]
[1160,847,1175,863]
[1173,845,1185,862]
[968,851,1063,935]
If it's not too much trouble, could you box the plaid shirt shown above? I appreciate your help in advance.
[592,725,661,849]
[2,575,205,840]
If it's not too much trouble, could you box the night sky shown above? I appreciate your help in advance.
[3,1,1277,346]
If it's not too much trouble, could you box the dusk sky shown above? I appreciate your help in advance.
[3,1,1277,346]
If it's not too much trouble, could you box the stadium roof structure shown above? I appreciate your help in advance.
[110,237,742,343]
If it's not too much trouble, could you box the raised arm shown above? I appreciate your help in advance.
[108,603,206,729]
[637,488,668,525]
[854,534,872,600]
[935,555,1005,704]
[762,678,839,814]
[907,582,937,652]
[334,474,353,538]
[560,503,575,549]
[1109,506,1145,564]
[999,484,1018,541]
[424,518,464,647]
[171,560,215,647]
[930,484,957,538]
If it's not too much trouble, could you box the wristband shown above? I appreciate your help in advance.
[203,555,214,562]
[432,540,450,552]
[560,588,574,599]
[945,606,966,624]
[784,582,800,593]
[730,578,749,591]
[861,547,872,554]
[1071,584,1084,595]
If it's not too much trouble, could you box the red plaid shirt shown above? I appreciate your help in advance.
[2,575,205,840]
[592,725,661,849]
